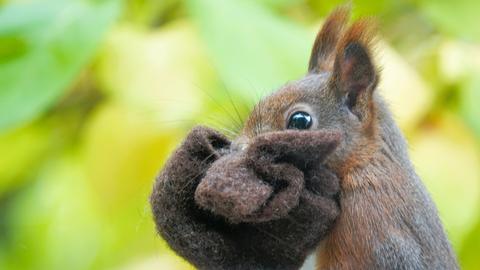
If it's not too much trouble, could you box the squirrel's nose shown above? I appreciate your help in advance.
[231,136,250,152]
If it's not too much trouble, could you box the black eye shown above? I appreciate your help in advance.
[287,111,312,130]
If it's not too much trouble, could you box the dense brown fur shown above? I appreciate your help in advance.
[311,7,458,270]
[317,102,458,270]
[241,6,458,269]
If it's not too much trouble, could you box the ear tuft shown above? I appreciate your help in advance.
[332,18,378,95]
[336,18,377,58]
[330,17,379,121]
[308,6,350,73]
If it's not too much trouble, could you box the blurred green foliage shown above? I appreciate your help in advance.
[0,0,479,269]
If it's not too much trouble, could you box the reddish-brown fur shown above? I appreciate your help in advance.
[316,15,383,265]
[311,7,457,270]
[244,87,303,137]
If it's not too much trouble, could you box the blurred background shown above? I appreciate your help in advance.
[0,0,479,269]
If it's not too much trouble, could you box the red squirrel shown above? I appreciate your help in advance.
[151,6,458,270]
[301,7,459,269]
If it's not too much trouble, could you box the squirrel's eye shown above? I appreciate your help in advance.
[287,111,312,130]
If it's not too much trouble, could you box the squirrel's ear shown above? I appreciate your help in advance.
[330,19,378,121]
[308,6,350,73]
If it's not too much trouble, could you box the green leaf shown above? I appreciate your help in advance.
[0,122,50,196]
[185,0,311,100]
[0,0,120,132]
[418,0,480,42]
[461,77,480,139]
[459,216,480,270]
[1,154,103,270]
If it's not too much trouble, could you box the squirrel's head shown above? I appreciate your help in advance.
[168,7,380,223]
[241,7,380,175]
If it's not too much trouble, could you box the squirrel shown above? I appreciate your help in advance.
[150,6,458,270]
[303,7,459,270]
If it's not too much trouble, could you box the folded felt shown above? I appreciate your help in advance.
[151,126,342,269]
[195,130,341,223]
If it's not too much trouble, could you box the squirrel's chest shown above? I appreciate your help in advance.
[316,187,402,270]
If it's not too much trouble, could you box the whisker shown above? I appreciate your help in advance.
[202,117,239,138]
[218,79,245,131]
[192,82,243,131]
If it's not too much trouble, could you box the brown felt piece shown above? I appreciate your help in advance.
[195,130,341,223]
[151,126,342,269]
[195,153,278,223]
